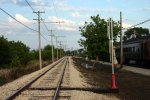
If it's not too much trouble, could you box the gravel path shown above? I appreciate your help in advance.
[68,57,119,100]
[74,57,150,100]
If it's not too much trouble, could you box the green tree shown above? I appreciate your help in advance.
[11,56,21,68]
[0,36,11,66]
[9,41,30,66]
[42,45,52,61]
[78,15,120,60]
[124,27,150,40]
[30,50,39,60]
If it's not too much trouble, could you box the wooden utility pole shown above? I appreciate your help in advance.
[48,30,55,63]
[33,11,44,69]
[107,19,111,62]
[55,36,65,60]
[59,41,62,58]
[120,12,123,68]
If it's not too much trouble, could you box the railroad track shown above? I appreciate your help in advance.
[5,57,70,100]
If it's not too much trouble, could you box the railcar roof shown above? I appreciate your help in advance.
[116,36,150,48]
[124,36,150,44]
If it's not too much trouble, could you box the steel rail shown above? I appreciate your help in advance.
[5,58,65,100]
[52,58,69,100]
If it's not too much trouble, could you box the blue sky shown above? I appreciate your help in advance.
[0,0,150,50]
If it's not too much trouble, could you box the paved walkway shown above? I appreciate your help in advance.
[98,61,150,76]
[123,65,150,76]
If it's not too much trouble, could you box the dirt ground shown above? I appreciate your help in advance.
[72,57,150,100]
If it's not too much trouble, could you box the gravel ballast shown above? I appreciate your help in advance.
[0,59,63,100]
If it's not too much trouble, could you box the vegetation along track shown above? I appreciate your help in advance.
[5,57,69,100]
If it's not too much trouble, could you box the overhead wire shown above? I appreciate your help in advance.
[0,7,38,32]
[24,0,50,42]
[51,0,64,38]
[24,0,35,11]
[124,18,150,30]
[51,0,58,17]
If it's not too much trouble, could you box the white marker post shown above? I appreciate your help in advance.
[107,18,117,90]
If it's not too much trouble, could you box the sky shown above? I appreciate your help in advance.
[0,0,150,50]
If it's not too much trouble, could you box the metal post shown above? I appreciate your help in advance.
[111,18,114,74]
[120,12,123,68]
[110,18,117,89]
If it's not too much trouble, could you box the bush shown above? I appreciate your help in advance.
[11,56,21,68]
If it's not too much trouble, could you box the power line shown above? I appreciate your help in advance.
[130,19,150,28]
[24,0,50,42]
[0,7,38,32]
[24,0,35,12]
[24,0,64,43]
[51,0,58,17]
[124,18,150,30]
[41,34,50,42]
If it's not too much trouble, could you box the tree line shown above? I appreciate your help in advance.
[0,36,63,68]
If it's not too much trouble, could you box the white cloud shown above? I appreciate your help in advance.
[0,0,119,13]
[8,14,33,25]
[78,22,85,27]
[122,23,131,28]
[70,12,89,19]
[12,0,17,4]
[44,1,119,13]
[0,14,37,35]
[16,14,30,23]
[71,12,81,18]
[142,7,150,11]
[47,16,77,31]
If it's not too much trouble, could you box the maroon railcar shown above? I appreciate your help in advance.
[144,39,150,61]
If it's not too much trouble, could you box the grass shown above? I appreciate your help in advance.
[0,60,51,86]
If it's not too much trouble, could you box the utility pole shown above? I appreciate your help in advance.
[64,45,66,56]
[107,19,111,62]
[56,36,58,60]
[120,12,123,69]
[46,21,64,62]
[48,30,55,63]
[33,11,44,69]
[55,36,65,60]
[59,41,62,58]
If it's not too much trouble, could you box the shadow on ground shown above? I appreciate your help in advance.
[72,57,150,100]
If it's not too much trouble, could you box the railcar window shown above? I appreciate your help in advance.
[137,48,140,52]
[129,47,131,52]
[133,47,135,52]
